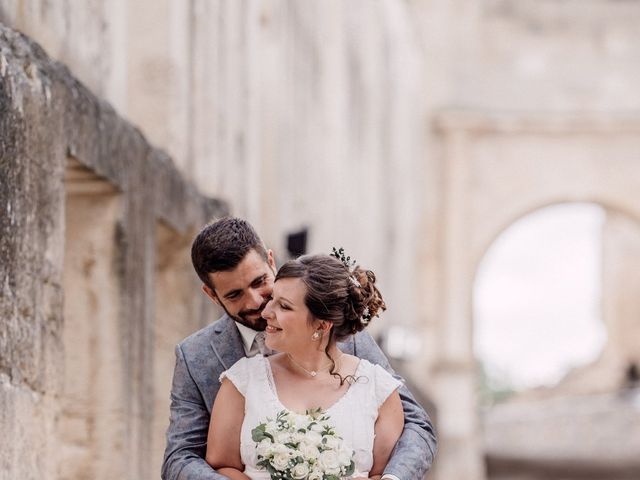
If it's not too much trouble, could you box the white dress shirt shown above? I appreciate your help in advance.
[235,322,260,357]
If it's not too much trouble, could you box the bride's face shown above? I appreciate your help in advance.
[262,278,317,352]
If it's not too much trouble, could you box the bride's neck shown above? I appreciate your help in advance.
[286,344,342,371]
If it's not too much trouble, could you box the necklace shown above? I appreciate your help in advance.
[286,353,341,378]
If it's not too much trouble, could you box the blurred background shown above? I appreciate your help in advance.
[1,1,640,479]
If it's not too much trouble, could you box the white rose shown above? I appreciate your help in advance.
[337,446,353,468]
[272,443,291,455]
[323,435,341,450]
[307,470,323,480]
[318,450,341,475]
[299,442,320,460]
[310,422,324,433]
[292,431,306,443]
[291,462,310,479]
[274,431,292,445]
[271,451,291,471]
[256,439,273,458]
[302,430,323,447]
[290,413,309,430]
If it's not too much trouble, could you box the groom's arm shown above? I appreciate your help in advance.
[161,344,229,480]
[354,332,437,480]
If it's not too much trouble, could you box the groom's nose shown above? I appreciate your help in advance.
[246,288,264,310]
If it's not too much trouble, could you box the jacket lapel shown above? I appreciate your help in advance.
[209,314,245,370]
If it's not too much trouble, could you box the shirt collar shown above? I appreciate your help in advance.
[235,321,259,356]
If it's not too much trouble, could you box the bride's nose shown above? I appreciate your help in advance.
[261,300,274,319]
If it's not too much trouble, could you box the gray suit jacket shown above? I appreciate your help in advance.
[161,315,436,479]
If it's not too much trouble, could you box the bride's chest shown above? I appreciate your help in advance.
[275,378,351,412]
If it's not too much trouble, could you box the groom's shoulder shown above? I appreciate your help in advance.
[352,329,378,349]
[178,314,234,353]
[352,330,393,369]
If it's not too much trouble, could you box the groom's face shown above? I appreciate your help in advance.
[202,248,276,331]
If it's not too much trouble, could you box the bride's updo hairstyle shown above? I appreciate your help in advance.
[275,254,386,342]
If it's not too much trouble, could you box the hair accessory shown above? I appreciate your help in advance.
[331,247,356,269]
[331,247,376,324]
[361,307,372,325]
[332,247,361,287]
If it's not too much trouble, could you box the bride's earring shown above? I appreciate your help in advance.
[311,331,321,341]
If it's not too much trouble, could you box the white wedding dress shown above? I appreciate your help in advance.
[220,355,402,479]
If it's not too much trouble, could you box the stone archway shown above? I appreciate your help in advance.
[472,200,640,390]
[426,111,640,480]
[473,202,608,395]
[473,201,640,480]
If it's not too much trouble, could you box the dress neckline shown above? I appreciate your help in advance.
[262,355,364,415]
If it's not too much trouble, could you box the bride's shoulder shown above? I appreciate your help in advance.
[227,354,265,375]
[352,356,377,373]
[364,362,403,407]
[356,358,401,385]
[220,355,268,393]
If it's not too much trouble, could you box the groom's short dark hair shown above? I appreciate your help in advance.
[191,216,268,288]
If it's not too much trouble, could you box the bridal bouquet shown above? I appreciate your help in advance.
[251,408,356,480]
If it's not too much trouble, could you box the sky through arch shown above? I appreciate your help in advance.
[473,203,608,391]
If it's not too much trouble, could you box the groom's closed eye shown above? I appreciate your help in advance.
[250,274,268,288]
[224,290,241,300]
[223,275,268,301]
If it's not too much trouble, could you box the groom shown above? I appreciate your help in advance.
[161,217,437,480]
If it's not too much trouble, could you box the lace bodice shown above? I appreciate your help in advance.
[220,355,402,480]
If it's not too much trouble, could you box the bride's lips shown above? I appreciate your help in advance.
[265,325,282,334]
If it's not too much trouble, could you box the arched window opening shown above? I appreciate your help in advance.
[474,203,608,403]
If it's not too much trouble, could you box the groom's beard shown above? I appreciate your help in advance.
[219,298,269,332]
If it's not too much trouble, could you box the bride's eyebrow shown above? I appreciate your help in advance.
[278,295,294,304]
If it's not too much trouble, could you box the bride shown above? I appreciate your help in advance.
[205,254,404,480]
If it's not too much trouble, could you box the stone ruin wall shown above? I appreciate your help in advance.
[0,24,226,480]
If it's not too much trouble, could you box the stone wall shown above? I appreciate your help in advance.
[0,1,429,344]
[0,24,225,480]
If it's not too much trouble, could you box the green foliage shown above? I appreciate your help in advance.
[251,423,273,443]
